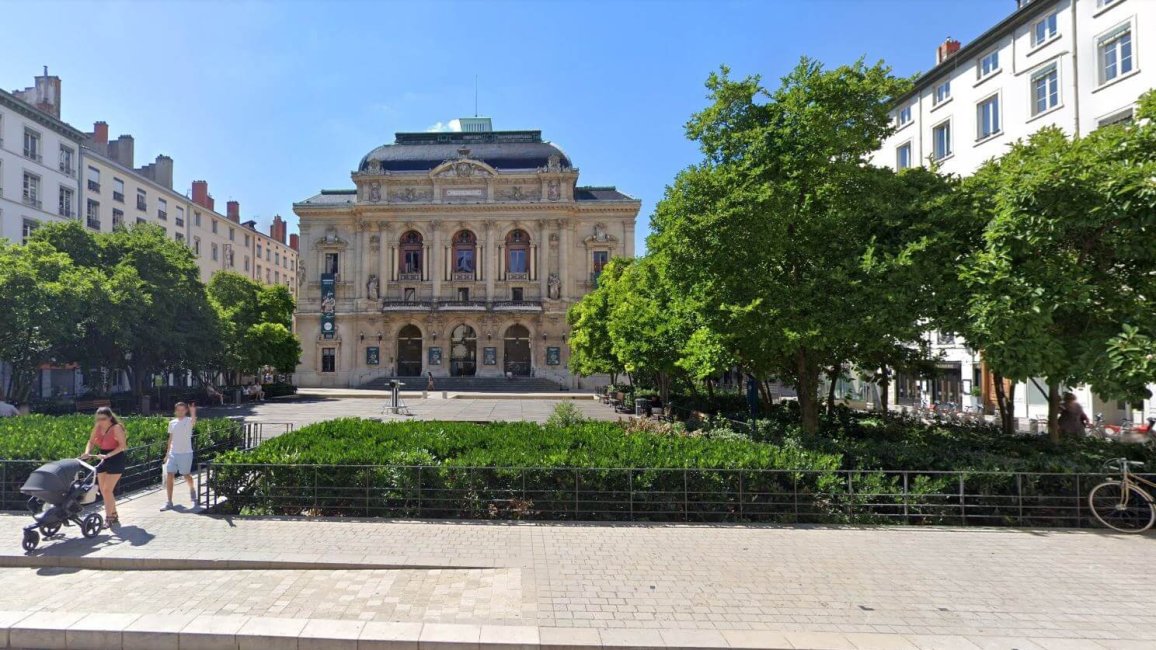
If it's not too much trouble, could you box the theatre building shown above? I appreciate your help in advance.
[292,118,640,388]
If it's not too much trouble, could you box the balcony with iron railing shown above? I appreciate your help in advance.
[136,198,147,211]
[437,300,488,311]
[59,163,74,177]
[382,299,433,311]
[24,150,42,163]
[86,216,101,231]
[22,194,42,209]
[58,204,73,218]
[112,191,124,203]
[87,180,100,192]
[158,210,167,221]
[378,298,541,313]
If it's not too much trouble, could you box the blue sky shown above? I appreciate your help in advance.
[3,0,1012,253]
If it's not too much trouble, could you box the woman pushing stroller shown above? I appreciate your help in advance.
[81,406,127,528]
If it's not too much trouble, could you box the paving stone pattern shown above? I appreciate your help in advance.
[2,484,1154,646]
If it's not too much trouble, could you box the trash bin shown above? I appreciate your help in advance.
[234,389,243,404]
[635,398,649,416]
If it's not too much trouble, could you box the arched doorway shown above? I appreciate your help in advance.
[450,324,477,377]
[396,325,423,377]
[504,324,531,377]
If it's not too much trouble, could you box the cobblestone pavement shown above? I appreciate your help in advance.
[2,484,1154,647]
[197,394,621,429]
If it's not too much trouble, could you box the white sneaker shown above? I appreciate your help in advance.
[160,501,173,511]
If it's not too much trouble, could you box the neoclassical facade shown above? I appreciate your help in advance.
[293,125,640,388]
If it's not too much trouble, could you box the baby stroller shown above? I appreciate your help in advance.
[19,458,104,551]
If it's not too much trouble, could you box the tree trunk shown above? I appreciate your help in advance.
[797,350,821,435]
[1047,381,1061,444]
[993,373,1016,435]
[825,366,839,415]
[879,366,891,415]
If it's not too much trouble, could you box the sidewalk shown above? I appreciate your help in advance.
[2,482,1154,649]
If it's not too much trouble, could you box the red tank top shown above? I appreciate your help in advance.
[96,424,119,451]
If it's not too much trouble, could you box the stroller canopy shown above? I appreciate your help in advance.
[20,459,84,505]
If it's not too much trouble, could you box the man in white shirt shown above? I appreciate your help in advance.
[0,392,19,417]
[161,402,198,510]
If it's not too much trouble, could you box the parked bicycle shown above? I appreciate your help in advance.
[1088,458,1156,533]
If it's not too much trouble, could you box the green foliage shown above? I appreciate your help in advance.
[0,414,236,461]
[208,271,301,376]
[566,259,626,380]
[242,323,302,375]
[545,402,588,428]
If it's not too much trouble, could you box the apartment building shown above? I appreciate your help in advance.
[0,69,85,243]
[872,0,1154,422]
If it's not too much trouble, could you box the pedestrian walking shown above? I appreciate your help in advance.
[82,406,127,528]
[1058,392,1089,437]
[424,371,434,399]
[0,391,18,417]
[161,402,198,510]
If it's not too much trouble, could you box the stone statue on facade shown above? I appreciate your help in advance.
[297,263,306,287]
[366,274,380,300]
[593,224,608,242]
[547,273,561,300]
[368,181,382,203]
[547,180,560,202]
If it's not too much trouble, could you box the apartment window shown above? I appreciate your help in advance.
[1031,64,1060,116]
[22,172,41,208]
[932,81,950,107]
[112,178,124,202]
[275,252,280,265]
[266,249,271,261]
[229,227,235,242]
[896,143,912,170]
[1032,12,1058,47]
[157,198,168,220]
[22,219,39,244]
[137,217,146,225]
[511,287,524,302]
[136,189,147,211]
[211,220,218,234]
[175,232,185,242]
[257,264,263,278]
[266,269,271,283]
[193,236,201,256]
[87,166,101,193]
[59,146,74,176]
[932,121,952,161]
[977,51,999,79]
[58,186,74,217]
[592,250,609,275]
[977,94,1001,140]
[457,287,469,301]
[325,252,340,275]
[112,208,124,228]
[1098,24,1134,85]
[274,271,280,283]
[321,348,336,373]
[244,234,251,246]
[1098,108,1134,128]
[175,206,184,227]
[896,105,912,127]
[23,129,41,161]
[86,199,100,230]
[211,243,219,261]
[194,211,201,227]
[244,256,250,272]
[403,288,416,302]
[257,243,263,258]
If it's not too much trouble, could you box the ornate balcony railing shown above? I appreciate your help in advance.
[379,299,542,313]
[492,300,543,312]
[382,300,433,312]
[505,272,530,281]
[398,272,422,281]
[437,300,487,311]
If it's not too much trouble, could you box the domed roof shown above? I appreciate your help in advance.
[358,130,571,173]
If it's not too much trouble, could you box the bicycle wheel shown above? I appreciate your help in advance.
[1088,481,1156,533]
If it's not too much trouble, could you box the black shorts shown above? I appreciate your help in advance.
[97,452,127,475]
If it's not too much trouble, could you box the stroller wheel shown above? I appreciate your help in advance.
[22,530,39,552]
[38,523,61,538]
[81,513,103,538]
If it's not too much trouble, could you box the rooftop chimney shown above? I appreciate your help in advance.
[107,134,135,168]
[227,200,240,222]
[137,155,174,189]
[937,37,962,65]
[271,215,287,244]
[92,121,109,147]
[192,180,214,210]
[12,67,62,119]
[289,233,300,252]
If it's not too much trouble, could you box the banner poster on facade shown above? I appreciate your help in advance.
[366,346,380,366]
[320,273,336,340]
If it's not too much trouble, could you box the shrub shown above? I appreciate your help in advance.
[545,402,587,428]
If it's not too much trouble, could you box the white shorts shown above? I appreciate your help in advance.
[164,452,194,476]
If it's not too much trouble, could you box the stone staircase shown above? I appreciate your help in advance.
[361,375,567,393]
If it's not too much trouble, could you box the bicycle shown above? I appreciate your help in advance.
[1088,458,1156,533]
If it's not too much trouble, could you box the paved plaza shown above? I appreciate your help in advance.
[200,391,621,430]
[1,478,1154,649]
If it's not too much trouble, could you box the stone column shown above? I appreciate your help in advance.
[484,221,496,301]
[536,220,547,297]
[558,218,570,301]
[430,221,442,299]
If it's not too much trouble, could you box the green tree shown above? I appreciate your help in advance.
[650,59,914,433]
[241,323,302,375]
[959,93,1156,439]
[566,259,627,384]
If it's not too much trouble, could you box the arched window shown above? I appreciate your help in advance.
[400,231,423,278]
[506,229,530,276]
[453,230,476,275]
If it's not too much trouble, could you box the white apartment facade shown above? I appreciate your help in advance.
[872,0,1155,422]
[0,73,85,244]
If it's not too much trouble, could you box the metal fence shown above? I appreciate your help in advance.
[200,462,1141,528]
[0,420,245,511]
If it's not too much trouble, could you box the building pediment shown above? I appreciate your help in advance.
[430,150,497,179]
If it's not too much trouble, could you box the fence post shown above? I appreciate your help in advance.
[793,473,800,524]
[684,468,689,522]
[417,466,423,517]
[738,470,744,520]
[846,472,854,519]
[1075,474,1082,528]
[574,468,579,519]
[959,474,966,525]
[902,471,909,521]
[628,469,634,522]
[366,467,371,517]
[1017,474,1023,525]
[313,466,319,513]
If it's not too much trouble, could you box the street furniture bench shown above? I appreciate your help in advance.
[75,398,111,413]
